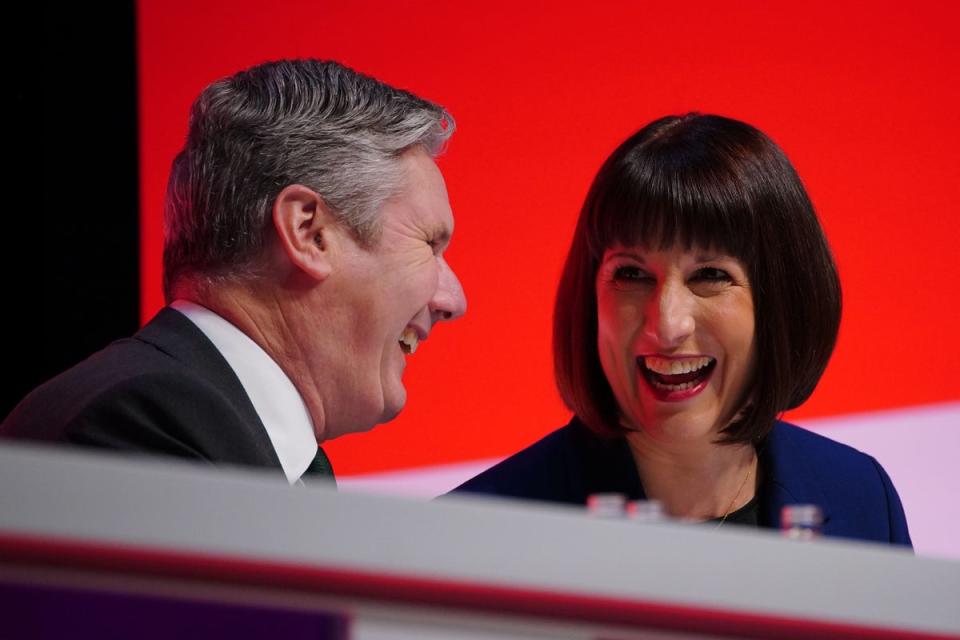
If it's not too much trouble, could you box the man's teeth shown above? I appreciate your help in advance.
[399,328,419,354]
[643,356,713,375]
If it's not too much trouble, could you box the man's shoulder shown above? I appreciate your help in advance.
[2,308,246,449]
[2,347,277,468]
[3,337,207,439]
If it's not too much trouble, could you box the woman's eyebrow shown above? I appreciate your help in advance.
[602,250,738,264]
[695,252,738,263]
[605,249,645,262]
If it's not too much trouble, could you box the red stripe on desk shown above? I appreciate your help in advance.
[0,531,952,640]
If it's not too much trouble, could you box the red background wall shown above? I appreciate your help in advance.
[138,1,960,475]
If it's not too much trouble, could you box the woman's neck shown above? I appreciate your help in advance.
[625,430,758,521]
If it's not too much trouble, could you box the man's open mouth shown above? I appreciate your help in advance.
[639,355,716,393]
[399,327,419,355]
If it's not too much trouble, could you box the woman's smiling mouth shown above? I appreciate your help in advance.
[638,355,716,401]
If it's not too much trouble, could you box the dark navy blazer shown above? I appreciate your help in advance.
[453,417,912,547]
[2,307,282,471]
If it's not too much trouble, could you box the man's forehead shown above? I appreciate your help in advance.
[400,145,442,184]
[378,148,455,242]
[405,150,453,216]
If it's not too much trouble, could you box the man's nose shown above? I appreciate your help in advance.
[643,281,694,349]
[430,256,467,322]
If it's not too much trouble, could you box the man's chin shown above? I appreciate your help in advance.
[325,387,406,439]
[378,385,407,425]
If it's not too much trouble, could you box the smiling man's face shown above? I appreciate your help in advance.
[320,146,467,435]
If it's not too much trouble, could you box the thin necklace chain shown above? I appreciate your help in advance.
[715,458,754,529]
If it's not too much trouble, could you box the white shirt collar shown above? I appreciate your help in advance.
[171,300,318,484]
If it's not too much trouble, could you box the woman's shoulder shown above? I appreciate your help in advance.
[765,420,892,488]
[767,420,880,469]
[764,421,911,546]
[449,417,626,505]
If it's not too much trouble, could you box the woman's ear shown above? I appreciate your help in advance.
[272,184,337,281]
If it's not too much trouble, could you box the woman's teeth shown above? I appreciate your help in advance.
[643,356,713,375]
[640,355,716,393]
[649,378,701,391]
[399,327,419,355]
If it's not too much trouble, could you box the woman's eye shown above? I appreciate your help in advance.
[692,267,732,283]
[612,265,648,281]
[608,265,654,289]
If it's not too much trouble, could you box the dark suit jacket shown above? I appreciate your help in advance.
[453,417,912,547]
[2,307,282,470]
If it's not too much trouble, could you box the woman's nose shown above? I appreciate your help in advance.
[643,282,695,349]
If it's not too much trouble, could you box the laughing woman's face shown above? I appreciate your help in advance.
[595,244,756,444]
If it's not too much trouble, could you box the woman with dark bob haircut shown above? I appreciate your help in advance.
[455,114,911,545]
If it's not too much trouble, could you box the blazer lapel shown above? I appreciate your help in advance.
[134,307,282,469]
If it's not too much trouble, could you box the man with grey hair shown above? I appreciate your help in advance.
[2,59,466,483]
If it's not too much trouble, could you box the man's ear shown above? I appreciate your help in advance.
[272,184,337,281]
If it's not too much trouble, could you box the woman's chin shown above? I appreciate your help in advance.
[630,395,726,443]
